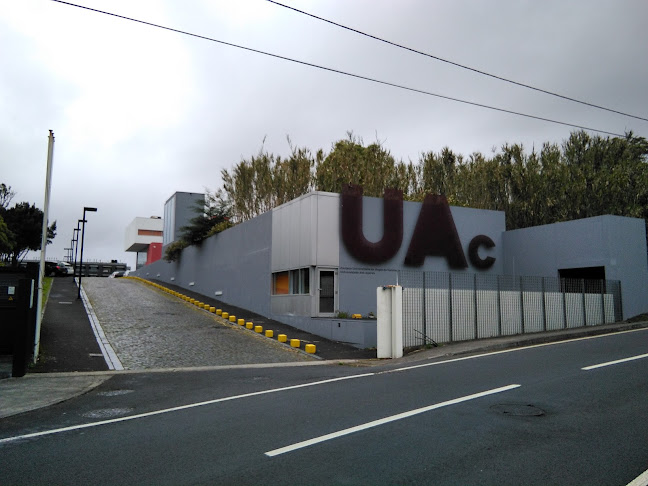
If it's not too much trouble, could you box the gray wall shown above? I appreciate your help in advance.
[338,196,506,318]
[139,211,272,316]
[502,215,648,319]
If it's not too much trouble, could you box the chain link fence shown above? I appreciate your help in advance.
[399,270,622,348]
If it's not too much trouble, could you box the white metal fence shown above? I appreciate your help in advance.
[399,271,622,348]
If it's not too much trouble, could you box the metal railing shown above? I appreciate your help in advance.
[399,271,622,348]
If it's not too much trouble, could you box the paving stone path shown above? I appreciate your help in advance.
[82,278,313,369]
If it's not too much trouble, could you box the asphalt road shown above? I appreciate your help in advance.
[1,328,647,485]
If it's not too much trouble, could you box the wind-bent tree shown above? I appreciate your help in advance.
[0,215,13,258]
[0,201,57,266]
[0,183,15,209]
[216,130,648,235]
[222,141,317,222]
[315,134,408,198]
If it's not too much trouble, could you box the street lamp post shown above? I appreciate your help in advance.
[77,207,97,299]
[73,224,81,280]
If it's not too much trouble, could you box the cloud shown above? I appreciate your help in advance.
[1,0,646,268]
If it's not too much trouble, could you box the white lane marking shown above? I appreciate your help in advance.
[582,353,648,371]
[265,384,521,457]
[627,467,648,486]
[79,283,124,371]
[3,327,644,446]
[381,328,648,375]
[0,373,373,446]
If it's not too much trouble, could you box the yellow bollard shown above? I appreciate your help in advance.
[305,344,316,354]
[265,330,274,338]
[245,322,253,329]
[290,339,300,348]
[278,334,287,343]
[190,299,195,304]
[216,309,222,315]
[254,325,263,333]
[237,318,245,326]
[209,307,216,313]
[229,315,236,322]
[222,312,229,319]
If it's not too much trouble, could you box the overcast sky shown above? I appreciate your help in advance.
[1,0,647,269]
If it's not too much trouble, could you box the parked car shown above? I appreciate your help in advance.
[44,261,73,277]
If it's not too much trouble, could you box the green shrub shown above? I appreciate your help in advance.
[163,240,188,262]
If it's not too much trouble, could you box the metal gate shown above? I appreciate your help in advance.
[400,271,622,348]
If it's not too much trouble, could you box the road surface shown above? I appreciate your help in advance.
[1,328,647,485]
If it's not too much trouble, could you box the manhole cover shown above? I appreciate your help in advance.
[490,403,545,417]
[96,390,134,397]
[82,408,134,419]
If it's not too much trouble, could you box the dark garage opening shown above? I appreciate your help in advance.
[559,266,606,293]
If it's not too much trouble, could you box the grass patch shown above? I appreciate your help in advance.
[42,277,53,313]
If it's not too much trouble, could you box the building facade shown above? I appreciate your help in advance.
[162,192,205,247]
[135,190,648,348]
[125,216,164,269]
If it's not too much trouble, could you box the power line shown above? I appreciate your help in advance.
[50,0,626,137]
[267,0,648,124]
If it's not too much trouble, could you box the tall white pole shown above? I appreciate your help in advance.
[34,130,55,362]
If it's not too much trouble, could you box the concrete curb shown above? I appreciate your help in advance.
[396,320,648,365]
[79,280,124,371]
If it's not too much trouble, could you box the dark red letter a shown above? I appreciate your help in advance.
[404,194,468,268]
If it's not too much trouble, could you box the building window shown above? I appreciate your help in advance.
[138,229,163,237]
[273,272,290,295]
[272,268,310,295]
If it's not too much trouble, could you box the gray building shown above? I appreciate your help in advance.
[137,191,648,348]
[162,192,205,247]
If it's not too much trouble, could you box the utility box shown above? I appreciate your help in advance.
[0,265,38,377]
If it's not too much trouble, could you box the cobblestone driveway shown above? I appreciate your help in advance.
[82,278,312,369]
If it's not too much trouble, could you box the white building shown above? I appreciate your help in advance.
[125,216,164,269]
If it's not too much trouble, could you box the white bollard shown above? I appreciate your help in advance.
[377,285,403,358]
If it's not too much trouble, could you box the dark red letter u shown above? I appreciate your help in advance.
[341,184,403,264]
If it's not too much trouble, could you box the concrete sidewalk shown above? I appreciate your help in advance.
[2,318,647,420]
[30,278,110,373]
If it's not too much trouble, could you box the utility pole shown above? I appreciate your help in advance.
[34,130,55,362]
